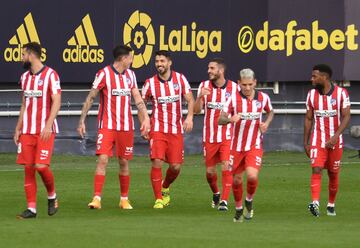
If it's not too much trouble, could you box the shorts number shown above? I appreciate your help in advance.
[310,148,318,159]
[97,134,103,144]
[229,155,234,166]
[17,143,22,154]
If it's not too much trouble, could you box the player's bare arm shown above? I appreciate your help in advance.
[77,88,99,138]
[218,111,241,125]
[325,106,351,148]
[183,91,195,133]
[14,96,26,145]
[260,110,274,134]
[132,88,150,139]
[304,108,314,157]
[193,87,210,114]
[40,93,61,141]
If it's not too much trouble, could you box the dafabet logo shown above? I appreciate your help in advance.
[63,14,104,63]
[123,10,222,68]
[4,13,46,62]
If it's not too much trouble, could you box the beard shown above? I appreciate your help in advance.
[23,61,31,70]
[156,66,168,75]
[313,83,324,93]
[209,73,219,81]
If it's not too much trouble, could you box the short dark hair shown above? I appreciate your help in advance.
[113,45,133,60]
[209,57,226,71]
[313,64,332,78]
[155,50,171,60]
[23,42,42,58]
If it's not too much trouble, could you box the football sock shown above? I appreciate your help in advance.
[162,167,180,188]
[36,166,55,197]
[119,174,130,198]
[311,173,322,202]
[221,170,233,201]
[246,177,258,200]
[328,171,339,204]
[151,167,162,199]
[93,174,105,197]
[206,172,219,193]
[24,165,37,210]
[232,182,243,209]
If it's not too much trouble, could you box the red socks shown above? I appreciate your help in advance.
[94,174,105,197]
[232,182,243,208]
[311,173,322,202]
[36,166,55,197]
[119,175,130,198]
[328,171,339,204]
[246,177,258,200]
[221,171,233,201]
[24,165,37,209]
[151,167,162,199]
[206,172,219,193]
[162,167,180,189]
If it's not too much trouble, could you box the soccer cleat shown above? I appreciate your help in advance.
[233,208,244,223]
[211,193,220,208]
[308,202,320,217]
[88,197,101,209]
[119,199,133,210]
[153,199,164,209]
[244,200,254,220]
[218,200,228,211]
[48,197,58,216]
[326,206,336,216]
[16,209,37,219]
[161,187,170,206]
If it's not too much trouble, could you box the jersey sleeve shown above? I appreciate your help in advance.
[49,71,61,95]
[341,88,351,109]
[92,70,106,90]
[305,91,313,111]
[180,74,191,96]
[127,69,138,90]
[142,79,151,101]
[223,94,235,114]
[263,93,273,113]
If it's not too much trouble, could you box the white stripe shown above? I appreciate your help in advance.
[216,88,225,142]
[123,74,130,131]
[104,67,112,129]
[168,80,177,134]
[150,78,159,132]
[176,73,184,133]
[30,74,41,134]
[160,82,168,133]
[310,90,317,147]
[92,72,105,89]
[40,69,52,132]
[22,75,32,134]
[318,95,326,148]
[200,81,206,142]
[114,74,121,130]
[244,100,257,151]
[209,86,217,143]
[327,94,334,138]
[337,88,343,147]
[236,98,247,152]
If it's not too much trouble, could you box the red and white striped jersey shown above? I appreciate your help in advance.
[20,66,61,135]
[197,80,238,143]
[142,71,191,134]
[225,90,273,152]
[92,65,138,131]
[306,84,350,148]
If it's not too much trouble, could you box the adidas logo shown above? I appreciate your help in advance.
[4,13,46,62]
[63,14,104,63]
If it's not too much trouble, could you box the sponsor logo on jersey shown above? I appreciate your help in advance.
[158,95,180,104]
[314,110,337,118]
[24,90,42,98]
[239,112,261,120]
[207,102,224,110]
[112,89,131,96]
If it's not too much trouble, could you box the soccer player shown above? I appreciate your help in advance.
[194,58,238,211]
[142,50,194,209]
[219,68,274,222]
[14,42,61,219]
[77,45,150,210]
[304,64,351,217]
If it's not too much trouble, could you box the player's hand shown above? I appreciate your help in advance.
[40,125,52,141]
[13,129,21,145]
[200,87,211,97]
[230,113,241,123]
[260,122,269,134]
[325,135,339,149]
[304,144,311,158]
[140,118,151,140]
[77,122,86,139]
[183,117,193,133]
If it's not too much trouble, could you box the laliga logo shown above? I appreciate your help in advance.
[123,10,155,68]
[238,20,358,56]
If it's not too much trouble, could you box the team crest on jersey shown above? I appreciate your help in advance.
[331,98,337,106]
[255,100,262,108]
[173,83,179,90]
[37,79,43,86]
[225,92,231,98]
[126,77,131,85]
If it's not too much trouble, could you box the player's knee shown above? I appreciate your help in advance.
[97,155,108,168]
[312,166,322,174]
[233,174,242,185]
[220,161,230,171]
[152,159,163,168]
[34,164,48,169]
[206,166,216,175]
[170,164,181,171]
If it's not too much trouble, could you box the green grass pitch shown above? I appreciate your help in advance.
[0,151,359,248]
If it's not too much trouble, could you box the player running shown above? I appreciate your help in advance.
[14,42,61,219]
[78,45,150,210]
[219,68,274,222]
[304,64,350,217]
[194,58,238,211]
[142,50,194,209]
